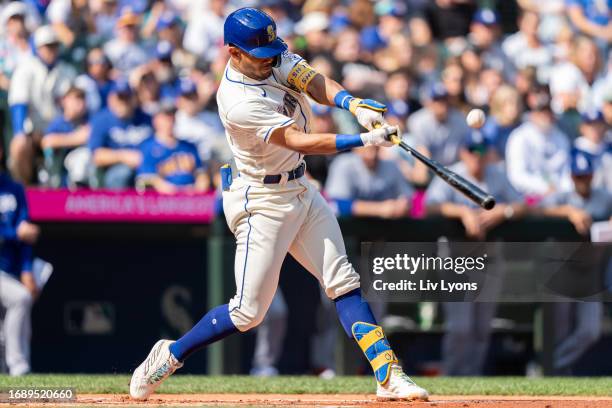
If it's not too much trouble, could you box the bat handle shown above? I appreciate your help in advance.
[373,122,401,145]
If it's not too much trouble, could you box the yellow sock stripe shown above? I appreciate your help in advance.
[370,350,397,372]
[356,326,384,352]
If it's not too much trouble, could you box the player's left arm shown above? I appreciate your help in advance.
[305,73,387,131]
[283,56,387,130]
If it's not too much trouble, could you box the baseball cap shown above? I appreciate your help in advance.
[156,11,179,30]
[473,9,499,26]
[34,25,60,48]
[155,41,174,61]
[581,110,604,124]
[463,130,488,154]
[117,10,140,28]
[109,78,133,97]
[295,12,330,36]
[360,26,387,52]
[2,1,27,21]
[570,149,594,176]
[375,0,408,18]
[424,82,449,101]
[178,78,197,96]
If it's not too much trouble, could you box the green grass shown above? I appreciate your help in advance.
[0,375,611,396]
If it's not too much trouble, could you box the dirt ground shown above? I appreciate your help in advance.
[7,394,612,407]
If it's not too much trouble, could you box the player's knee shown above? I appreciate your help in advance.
[230,306,267,332]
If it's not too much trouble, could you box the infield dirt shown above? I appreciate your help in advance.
[8,393,612,407]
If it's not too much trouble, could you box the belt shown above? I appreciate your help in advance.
[263,163,306,184]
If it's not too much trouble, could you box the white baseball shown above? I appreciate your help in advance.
[466,109,486,129]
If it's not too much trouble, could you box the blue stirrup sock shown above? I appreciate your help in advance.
[334,289,397,384]
[169,304,238,361]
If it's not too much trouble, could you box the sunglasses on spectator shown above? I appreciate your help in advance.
[467,145,487,155]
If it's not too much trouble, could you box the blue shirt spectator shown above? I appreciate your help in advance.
[0,173,34,278]
[567,0,612,26]
[137,102,209,193]
[88,79,152,189]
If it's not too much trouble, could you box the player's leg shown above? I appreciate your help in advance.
[0,272,33,376]
[289,182,428,400]
[130,183,305,399]
[441,301,473,376]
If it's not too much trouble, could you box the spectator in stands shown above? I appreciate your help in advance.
[88,79,152,189]
[468,9,512,80]
[566,0,612,44]
[149,41,180,99]
[89,0,120,43]
[75,48,114,115]
[423,0,476,43]
[183,0,227,63]
[45,0,94,49]
[573,111,612,192]
[0,2,33,91]
[408,83,470,184]
[540,151,610,373]
[425,130,526,375]
[142,9,195,71]
[137,101,209,194]
[41,86,89,187]
[103,9,148,76]
[175,78,225,164]
[325,145,414,219]
[502,9,553,83]
[506,85,572,197]
[482,85,523,161]
[0,169,40,376]
[8,25,76,184]
[130,66,161,116]
[549,36,603,115]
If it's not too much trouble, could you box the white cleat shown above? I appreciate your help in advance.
[376,364,429,401]
[129,339,183,400]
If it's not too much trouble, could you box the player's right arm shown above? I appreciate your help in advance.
[226,98,396,154]
[268,123,396,154]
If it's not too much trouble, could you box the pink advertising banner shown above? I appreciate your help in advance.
[26,188,217,223]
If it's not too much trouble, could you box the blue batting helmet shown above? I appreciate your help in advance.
[224,8,287,58]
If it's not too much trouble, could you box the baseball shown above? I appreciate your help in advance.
[466,109,486,128]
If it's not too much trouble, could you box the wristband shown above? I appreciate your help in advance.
[334,90,354,110]
[335,133,364,151]
[335,199,354,217]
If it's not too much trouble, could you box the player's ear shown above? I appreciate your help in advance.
[228,46,242,60]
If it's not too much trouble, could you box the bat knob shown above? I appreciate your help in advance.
[482,196,496,210]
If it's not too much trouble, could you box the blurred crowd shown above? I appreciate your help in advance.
[0,0,607,226]
[0,0,611,377]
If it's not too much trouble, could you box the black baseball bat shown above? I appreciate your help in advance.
[395,137,495,210]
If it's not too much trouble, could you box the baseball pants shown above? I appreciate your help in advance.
[222,176,361,332]
[0,271,32,376]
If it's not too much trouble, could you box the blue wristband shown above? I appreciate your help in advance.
[335,199,354,217]
[335,134,363,151]
[334,90,354,110]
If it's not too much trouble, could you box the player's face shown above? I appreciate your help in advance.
[230,47,275,80]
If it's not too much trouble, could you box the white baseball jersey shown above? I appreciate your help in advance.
[217,51,360,331]
[217,50,314,180]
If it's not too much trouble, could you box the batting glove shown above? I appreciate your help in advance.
[360,125,398,147]
[350,98,388,131]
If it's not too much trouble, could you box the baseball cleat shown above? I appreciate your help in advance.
[376,364,429,401]
[129,339,183,400]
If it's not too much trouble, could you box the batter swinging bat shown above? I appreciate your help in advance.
[375,124,496,210]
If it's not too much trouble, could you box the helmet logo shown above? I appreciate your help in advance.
[267,25,276,42]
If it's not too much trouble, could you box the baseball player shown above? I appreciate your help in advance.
[130,8,428,401]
